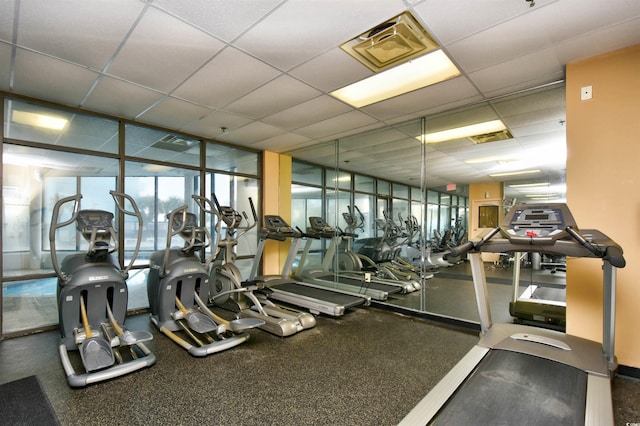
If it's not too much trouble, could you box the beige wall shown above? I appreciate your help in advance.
[262,151,292,275]
[468,181,504,238]
[565,44,640,368]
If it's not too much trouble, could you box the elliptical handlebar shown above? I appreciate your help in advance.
[192,195,224,268]
[162,205,189,276]
[49,194,83,282]
[109,191,144,277]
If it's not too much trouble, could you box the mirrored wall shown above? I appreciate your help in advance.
[287,81,567,327]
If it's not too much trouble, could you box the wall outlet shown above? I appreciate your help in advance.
[581,85,593,100]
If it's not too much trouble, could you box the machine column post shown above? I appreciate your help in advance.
[469,251,492,334]
[602,261,617,371]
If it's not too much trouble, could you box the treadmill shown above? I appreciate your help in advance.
[510,251,567,331]
[400,203,625,426]
[294,216,409,301]
[249,215,370,317]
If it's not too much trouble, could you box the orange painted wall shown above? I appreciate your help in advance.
[565,44,640,368]
[262,151,292,275]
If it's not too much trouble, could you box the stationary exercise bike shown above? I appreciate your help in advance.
[147,198,264,357]
[50,191,155,388]
[207,194,315,337]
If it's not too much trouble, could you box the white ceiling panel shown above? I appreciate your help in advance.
[16,0,145,70]
[415,0,537,45]
[467,49,564,97]
[225,74,321,119]
[555,17,640,64]
[251,132,311,152]
[152,0,283,42]
[107,7,225,93]
[233,0,407,71]
[294,110,380,140]
[82,76,163,119]
[362,77,481,122]
[262,95,351,130]
[173,47,281,108]
[136,96,214,131]
[290,47,372,92]
[226,121,286,146]
[0,1,14,42]
[0,43,12,91]
[180,110,253,139]
[3,0,639,189]
[13,49,100,106]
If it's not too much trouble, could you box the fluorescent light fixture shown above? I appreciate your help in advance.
[11,110,68,130]
[489,169,541,177]
[465,156,516,165]
[143,164,174,172]
[508,182,550,188]
[424,119,506,144]
[526,193,558,198]
[331,49,460,108]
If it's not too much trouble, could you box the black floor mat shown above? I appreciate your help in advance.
[0,375,59,425]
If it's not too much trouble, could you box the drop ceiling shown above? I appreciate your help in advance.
[1,0,639,199]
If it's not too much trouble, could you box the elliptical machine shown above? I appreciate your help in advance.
[146,197,264,357]
[207,194,315,337]
[50,191,155,388]
[344,207,422,290]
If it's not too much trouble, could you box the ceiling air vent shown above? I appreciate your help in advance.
[151,135,197,152]
[468,129,514,144]
[340,11,440,72]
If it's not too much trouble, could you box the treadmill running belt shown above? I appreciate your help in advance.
[432,349,587,426]
[272,282,364,308]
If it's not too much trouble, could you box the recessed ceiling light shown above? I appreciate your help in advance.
[11,110,68,130]
[143,164,174,172]
[423,119,508,144]
[489,169,541,177]
[331,49,460,108]
[465,156,516,164]
[508,182,550,188]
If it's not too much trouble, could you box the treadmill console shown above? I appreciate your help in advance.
[263,215,301,238]
[307,217,338,238]
[500,203,577,244]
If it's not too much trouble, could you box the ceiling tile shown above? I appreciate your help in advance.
[250,132,311,152]
[17,0,145,70]
[0,43,12,91]
[224,74,321,119]
[222,121,286,146]
[415,0,532,45]
[290,47,372,92]
[467,49,564,97]
[136,96,214,131]
[294,110,380,140]
[262,95,352,130]
[179,110,253,140]
[362,77,481,122]
[555,17,640,64]
[82,76,163,119]
[0,1,14,42]
[107,7,225,92]
[173,47,281,108]
[13,49,99,106]
[152,0,282,42]
[233,0,407,70]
